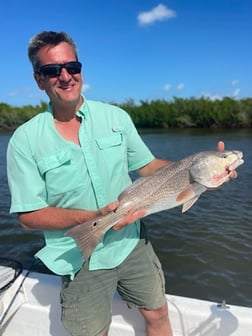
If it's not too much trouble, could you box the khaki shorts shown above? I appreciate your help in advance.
[60,236,166,336]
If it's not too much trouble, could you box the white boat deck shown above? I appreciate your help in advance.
[0,271,251,335]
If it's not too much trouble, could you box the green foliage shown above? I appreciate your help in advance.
[0,101,47,131]
[118,96,252,129]
[0,97,251,131]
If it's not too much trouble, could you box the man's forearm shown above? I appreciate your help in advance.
[138,158,172,177]
[18,206,99,230]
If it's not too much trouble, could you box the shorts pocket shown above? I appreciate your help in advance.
[152,252,166,295]
[61,291,110,336]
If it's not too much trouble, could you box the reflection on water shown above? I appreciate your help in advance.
[0,129,251,307]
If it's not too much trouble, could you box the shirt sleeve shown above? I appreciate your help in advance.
[124,113,154,171]
[7,133,48,214]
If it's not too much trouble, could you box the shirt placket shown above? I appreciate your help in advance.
[78,115,106,209]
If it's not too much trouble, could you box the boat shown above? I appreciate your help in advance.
[0,260,251,336]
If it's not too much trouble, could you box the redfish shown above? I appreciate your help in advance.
[66,150,244,258]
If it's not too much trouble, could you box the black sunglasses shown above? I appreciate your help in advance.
[36,61,82,78]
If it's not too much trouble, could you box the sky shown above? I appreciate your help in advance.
[1,0,251,106]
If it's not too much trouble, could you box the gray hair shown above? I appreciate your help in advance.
[28,31,78,72]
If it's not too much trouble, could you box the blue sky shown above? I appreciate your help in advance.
[1,0,251,106]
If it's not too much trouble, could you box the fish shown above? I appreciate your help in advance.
[65,150,244,259]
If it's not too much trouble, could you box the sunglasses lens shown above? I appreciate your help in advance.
[65,62,82,74]
[40,65,60,78]
[38,62,82,78]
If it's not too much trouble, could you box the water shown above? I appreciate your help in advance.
[0,129,251,307]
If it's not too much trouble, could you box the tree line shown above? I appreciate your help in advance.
[0,96,251,131]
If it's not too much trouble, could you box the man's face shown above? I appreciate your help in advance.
[34,42,83,109]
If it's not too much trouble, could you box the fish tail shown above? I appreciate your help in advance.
[65,221,102,260]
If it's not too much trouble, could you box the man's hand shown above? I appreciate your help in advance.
[217,140,237,180]
[98,201,120,216]
[216,140,225,152]
[112,208,146,230]
[98,202,146,231]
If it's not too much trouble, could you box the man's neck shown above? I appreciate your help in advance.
[52,96,84,122]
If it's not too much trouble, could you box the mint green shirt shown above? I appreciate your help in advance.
[7,99,154,278]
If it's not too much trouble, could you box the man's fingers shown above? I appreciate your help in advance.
[113,208,146,230]
[217,141,225,152]
[99,201,119,216]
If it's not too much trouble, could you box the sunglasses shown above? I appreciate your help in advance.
[36,61,82,78]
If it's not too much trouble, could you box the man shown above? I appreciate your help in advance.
[7,31,235,336]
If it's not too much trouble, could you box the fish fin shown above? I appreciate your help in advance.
[182,196,200,213]
[176,185,196,203]
[177,183,207,213]
[65,220,104,259]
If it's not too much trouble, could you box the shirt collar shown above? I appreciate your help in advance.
[76,96,88,119]
[47,96,88,119]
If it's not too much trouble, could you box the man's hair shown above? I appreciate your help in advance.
[28,31,78,72]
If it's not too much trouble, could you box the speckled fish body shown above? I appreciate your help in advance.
[66,150,244,259]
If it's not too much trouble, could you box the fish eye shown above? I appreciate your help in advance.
[92,222,97,227]
[221,153,228,158]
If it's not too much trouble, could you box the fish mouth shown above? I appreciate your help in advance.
[226,152,244,174]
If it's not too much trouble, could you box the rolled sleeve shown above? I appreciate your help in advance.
[7,136,48,213]
[124,114,154,171]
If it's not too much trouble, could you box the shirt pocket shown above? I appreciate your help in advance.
[96,132,126,175]
[37,149,88,198]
